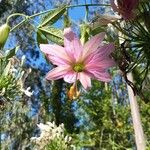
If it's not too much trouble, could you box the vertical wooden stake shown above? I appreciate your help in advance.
[127,72,146,150]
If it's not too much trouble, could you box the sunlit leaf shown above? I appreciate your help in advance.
[5,46,19,60]
[39,6,66,27]
[2,61,11,76]
[38,26,63,44]
[36,29,48,46]
[91,26,105,36]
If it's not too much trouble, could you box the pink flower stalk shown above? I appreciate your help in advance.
[110,0,139,20]
[40,28,115,90]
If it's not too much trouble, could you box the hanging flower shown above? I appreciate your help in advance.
[110,0,139,20]
[40,28,115,91]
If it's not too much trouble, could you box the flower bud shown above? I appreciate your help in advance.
[80,24,90,45]
[110,0,139,20]
[0,23,10,48]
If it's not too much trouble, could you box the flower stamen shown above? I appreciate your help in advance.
[73,63,84,72]
[68,73,80,100]
[68,83,80,100]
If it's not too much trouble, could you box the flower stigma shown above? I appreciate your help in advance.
[73,63,84,72]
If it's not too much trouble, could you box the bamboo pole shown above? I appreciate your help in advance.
[127,72,146,150]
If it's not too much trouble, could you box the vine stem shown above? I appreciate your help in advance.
[10,3,110,32]
[6,13,27,24]
[68,3,110,8]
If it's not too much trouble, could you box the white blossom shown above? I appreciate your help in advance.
[21,87,33,97]
[31,121,72,149]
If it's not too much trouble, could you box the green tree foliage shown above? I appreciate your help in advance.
[76,80,133,149]
[0,48,36,149]
[76,79,150,149]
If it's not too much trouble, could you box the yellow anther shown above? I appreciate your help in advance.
[68,84,80,100]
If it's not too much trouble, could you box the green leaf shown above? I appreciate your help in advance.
[0,47,19,76]
[38,26,63,45]
[39,6,66,27]
[91,26,105,36]
[5,46,19,60]
[2,61,11,76]
[63,10,71,28]
[80,24,91,44]
[36,29,48,46]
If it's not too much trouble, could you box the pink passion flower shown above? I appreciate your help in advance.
[40,28,115,90]
[110,0,139,20]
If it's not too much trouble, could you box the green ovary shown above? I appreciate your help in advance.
[73,63,84,72]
